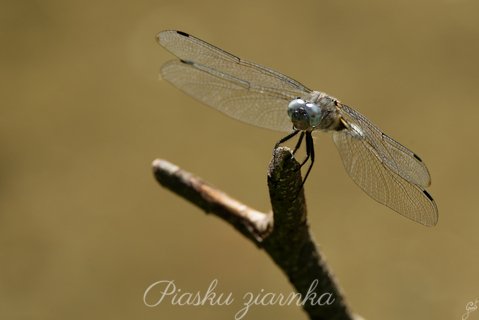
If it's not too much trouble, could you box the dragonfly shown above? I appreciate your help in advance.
[157,30,438,226]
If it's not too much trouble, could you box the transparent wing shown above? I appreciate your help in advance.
[333,105,438,226]
[157,30,311,132]
[338,104,431,187]
[161,60,295,132]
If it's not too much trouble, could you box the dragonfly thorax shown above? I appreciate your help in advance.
[287,98,322,131]
[309,91,343,131]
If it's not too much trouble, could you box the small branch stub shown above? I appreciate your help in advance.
[152,159,271,243]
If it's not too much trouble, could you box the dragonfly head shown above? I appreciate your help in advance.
[287,98,322,131]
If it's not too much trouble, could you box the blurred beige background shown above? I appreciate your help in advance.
[1,0,478,319]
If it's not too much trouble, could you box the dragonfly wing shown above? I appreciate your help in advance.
[161,60,295,132]
[158,30,311,96]
[338,104,432,187]
[332,121,438,226]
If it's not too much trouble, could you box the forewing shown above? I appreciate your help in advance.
[158,30,311,97]
[161,60,294,132]
[338,104,432,187]
[157,31,311,132]
[332,122,438,226]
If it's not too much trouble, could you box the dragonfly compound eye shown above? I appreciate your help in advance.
[305,102,322,128]
[287,99,306,117]
[287,99,321,130]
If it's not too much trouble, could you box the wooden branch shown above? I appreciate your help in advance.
[152,147,358,320]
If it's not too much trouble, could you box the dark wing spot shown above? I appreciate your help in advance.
[177,31,189,37]
[180,59,193,65]
[413,153,423,162]
[423,190,434,201]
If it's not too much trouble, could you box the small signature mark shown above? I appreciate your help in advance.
[462,298,479,320]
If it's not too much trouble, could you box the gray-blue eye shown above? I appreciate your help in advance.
[305,102,322,128]
[287,98,306,118]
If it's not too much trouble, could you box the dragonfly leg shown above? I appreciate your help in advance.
[275,130,315,188]
[274,130,300,149]
[297,132,312,168]
[292,132,305,155]
[299,132,315,189]
[298,150,310,168]
[276,130,309,170]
